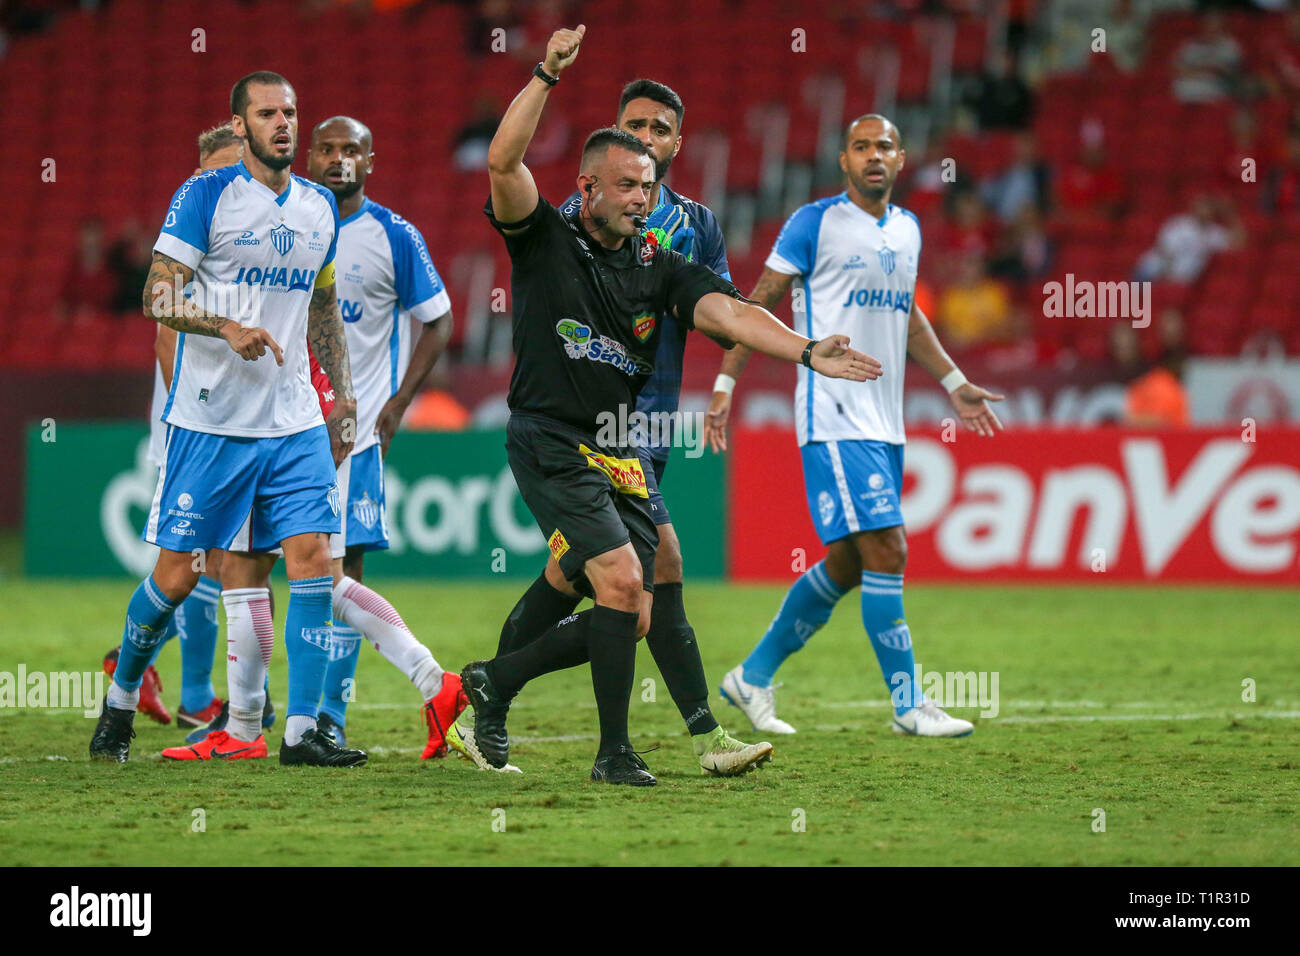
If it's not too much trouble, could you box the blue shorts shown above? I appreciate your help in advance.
[344,443,390,551]
[144,424,340,553]
[638,449,672,526]
[801,439,904,545]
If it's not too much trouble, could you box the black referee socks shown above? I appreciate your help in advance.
[488,606,591,697]
[496,572,582,658]
[645,583,719,736]
[587,605,641,757]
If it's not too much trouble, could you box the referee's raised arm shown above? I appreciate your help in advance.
[487,24,586,226]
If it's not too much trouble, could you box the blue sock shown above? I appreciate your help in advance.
[177,576,221,712]
[742,561,849,687]
[145,615,179,669]
[319,626,362,726]
[860,571,921,716]
[285,576,334,719]
[115,576,181,692]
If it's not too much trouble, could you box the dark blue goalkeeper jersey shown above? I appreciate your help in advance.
[562,182,730,468]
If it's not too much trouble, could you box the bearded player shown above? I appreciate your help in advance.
[164,115,466,762]
[707,115,1004,738]
[90,71,365,766]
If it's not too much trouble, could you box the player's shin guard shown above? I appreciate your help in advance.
[177,575,221,713]
[587,606,640,757]
[645,583,717,736]
[222,588,272,742]
[741,560,848,687]
[109,575,181,707]
[332,576,442,701]
[860,572,921,715]
[320,627,362,725]
[285,577,334,742]
[496,572,582,657]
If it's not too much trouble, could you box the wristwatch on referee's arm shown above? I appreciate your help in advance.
[801,339,818,370]
[533,62,559,86]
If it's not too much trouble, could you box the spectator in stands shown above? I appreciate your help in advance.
[988,205,1054,280]
[454,96,501,171]
[1124,347,1189,428]
[964,49,1034,129]
[1264,127,1300,210]
[1057,140,1125,222]
[1103,0,1144,74]
[1133,195,1243,283]
[1171,11,1243,103]
[1109,319,1142,381]
[1261,5,1300,101]
[936,252,1014,350]
[57,218,117,320]
[107,219,154,314]
[980,131,1050,222]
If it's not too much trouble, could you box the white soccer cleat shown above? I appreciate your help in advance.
[447,721,523,773]
[892,701,974,738]
[719,665,797,735]
[696,727,774,777]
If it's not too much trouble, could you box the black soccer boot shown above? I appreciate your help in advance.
[89,703,136,763]
[279,727,367,767]
[316,712,346,748]
[590,745,657,787]
[459,661,512,769]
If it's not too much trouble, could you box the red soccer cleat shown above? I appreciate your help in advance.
[421,671,469,759]
[102,648,171,725]
[177,697,225,729]
[161,730,268,761]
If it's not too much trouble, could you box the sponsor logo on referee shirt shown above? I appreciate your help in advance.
[555,319,652,376]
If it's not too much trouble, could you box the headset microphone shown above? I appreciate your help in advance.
[584,182,609,228]
[631,214,647,229]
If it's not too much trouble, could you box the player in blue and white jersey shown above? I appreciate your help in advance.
[299,115,467,757]
[90,71,366,767]
[709,115,1005,738]
[459,79,772,777]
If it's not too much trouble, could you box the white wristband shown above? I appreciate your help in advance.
[713,373,736,396]
[940,369,968,394]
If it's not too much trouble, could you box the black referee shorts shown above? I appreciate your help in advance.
[506,412,658,597]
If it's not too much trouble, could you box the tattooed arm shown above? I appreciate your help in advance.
[307,281,356,466]
[702,267,798,453]
[143,251,283,364]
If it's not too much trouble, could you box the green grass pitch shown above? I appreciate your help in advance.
[1,579,1296,866]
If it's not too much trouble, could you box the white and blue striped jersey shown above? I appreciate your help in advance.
[767,193,921,446]
[335,198,450,455]
[153,161,339,438]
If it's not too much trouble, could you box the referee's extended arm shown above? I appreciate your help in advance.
[487,24,586,226]
[690,292,883,382]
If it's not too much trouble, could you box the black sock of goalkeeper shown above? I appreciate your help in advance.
[488,608,591,697]
[587,604,640,757]
[645,583,718,736]
[496,572,581,657]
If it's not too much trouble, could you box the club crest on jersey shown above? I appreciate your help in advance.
[817,490,836,526]
[878,245,896,276]
[633,311,656,342]
[270,223,295,256]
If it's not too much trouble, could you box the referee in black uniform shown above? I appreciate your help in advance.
[460,24,881,786]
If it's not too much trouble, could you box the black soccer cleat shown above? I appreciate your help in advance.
[278,728,367,767]
[89,703,136,763]
[459,661,512,769]
[590,746,658,787]
[316,712,346,749]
